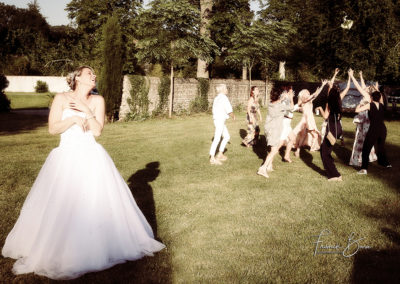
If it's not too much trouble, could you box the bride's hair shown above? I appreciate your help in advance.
[66,66,95,90]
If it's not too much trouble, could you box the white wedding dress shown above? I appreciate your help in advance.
[2,109,165,280]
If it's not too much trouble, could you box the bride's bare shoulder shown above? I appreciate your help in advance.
[91,94,105,105]
[54,92,73,101]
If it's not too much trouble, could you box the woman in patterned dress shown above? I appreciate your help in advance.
[242,86,262,147]
[348,71,377,166]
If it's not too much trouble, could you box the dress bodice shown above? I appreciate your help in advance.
[59,109,96,147]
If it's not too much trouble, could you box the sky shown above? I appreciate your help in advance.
[2,0,260,26]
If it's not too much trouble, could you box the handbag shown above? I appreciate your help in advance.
[326,114,337,146]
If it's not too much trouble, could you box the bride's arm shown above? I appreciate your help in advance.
[48,94,86,135]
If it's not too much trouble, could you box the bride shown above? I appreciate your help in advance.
[1,66,165,280]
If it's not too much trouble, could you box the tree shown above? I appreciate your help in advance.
[0,74,10,113]
[196,0,213,78]
[225,19,293,90]
[98,15,124,121]
[260,0,400,83]
[135,0,219,117]
[66,0,142,70]
[209,0,253,79]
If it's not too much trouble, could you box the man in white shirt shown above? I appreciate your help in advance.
[209,83,235,165]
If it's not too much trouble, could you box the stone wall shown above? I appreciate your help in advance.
[5,76,70,93]
[119,76,273,120]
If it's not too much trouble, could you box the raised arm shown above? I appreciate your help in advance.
[348,69,370,100]
[329,68,340,86]
[340,73,351,100]
[359,71,366,90]
[308,79,328,102]
[316,104,329,120]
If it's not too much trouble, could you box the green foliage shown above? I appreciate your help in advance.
[0,3,86,76]
[262,0,400,83]
[125,75,150,121]
[190,78,209,112]
[209,0,253,78]
[98,15,124,121]
[153,76,170,116]
[149,64,164,77]
[34,80,49,93]
[225,19,294,81]
[135,0,220,68]
[0,74,10,112]
[66,0,141,71]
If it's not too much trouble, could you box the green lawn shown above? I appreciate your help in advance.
[0,110,399,283]
[6,92,54,109]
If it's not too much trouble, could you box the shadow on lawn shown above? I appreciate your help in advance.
[74,161,172,283]
[351,207,400,283]
[0,112,48,134]
[2,161,171,284]
[348,132,400,283]
[128,161,161,239]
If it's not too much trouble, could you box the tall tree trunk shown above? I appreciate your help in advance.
[264,76,269,107]
[197,0,212,78]
[169,63,174,118]
[249,65,252,96]
[242,64,247,80]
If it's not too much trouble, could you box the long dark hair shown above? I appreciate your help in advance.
[250,86,257,98]
[371,91,382,102]
[270,87,281,102]
[327,85,342,115]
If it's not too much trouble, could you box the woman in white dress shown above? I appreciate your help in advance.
[1,66,165,280]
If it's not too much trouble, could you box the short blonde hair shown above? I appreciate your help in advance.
[66,65,95,90]
[298,89,310,102]
[216,83,227,93]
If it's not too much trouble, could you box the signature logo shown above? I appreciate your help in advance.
[312,229,371,257]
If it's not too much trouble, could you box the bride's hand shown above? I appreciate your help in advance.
[69,97,91,114]
[73,116,88,132]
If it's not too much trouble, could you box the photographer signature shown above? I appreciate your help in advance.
[312,229,371,257]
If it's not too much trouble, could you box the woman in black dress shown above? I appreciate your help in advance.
[355,90,391,174]
[317,69,350,181]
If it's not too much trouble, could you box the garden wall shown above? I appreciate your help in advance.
[119,76,274,120]
[5,76,70,93]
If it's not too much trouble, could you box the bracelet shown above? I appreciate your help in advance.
[86,115,95,120]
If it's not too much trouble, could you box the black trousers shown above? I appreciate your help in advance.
[320,120,342,179]
[320,138,341,179]
[361,125,389,169]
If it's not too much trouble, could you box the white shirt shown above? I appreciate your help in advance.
[212,93,233,121]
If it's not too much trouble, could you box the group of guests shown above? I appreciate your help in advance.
[209,68,392,180]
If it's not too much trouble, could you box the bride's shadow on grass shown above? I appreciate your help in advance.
[127,161,161,239]
[66,162,172,284]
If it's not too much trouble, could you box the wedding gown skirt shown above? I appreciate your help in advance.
[2,109,165,280]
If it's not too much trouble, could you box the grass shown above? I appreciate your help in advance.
[6,92,54,109]
[0,110,399,283]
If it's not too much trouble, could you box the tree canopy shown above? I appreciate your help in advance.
[1,0,399,83]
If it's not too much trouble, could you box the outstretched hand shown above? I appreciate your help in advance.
[334,68,340,75]
[348,68,354,77]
